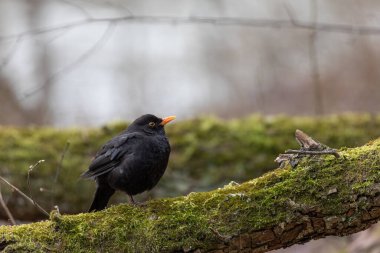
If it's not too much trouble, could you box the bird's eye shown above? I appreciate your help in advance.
[148,122,156,127]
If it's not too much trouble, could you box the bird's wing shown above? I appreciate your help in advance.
[81,132,141,179]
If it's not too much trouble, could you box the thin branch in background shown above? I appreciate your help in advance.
[0,7,378,101]
[21,22,117,100]
[46,29,71,45]
[76,0,134,16]
[51,142,70,208]
[58,0,93,19]
[0,19,93,42]
[54,142,70,183]
[0,184,16,225]
[27,160,45,200]
[284,3,297,26]
[105,1,134,16]
[3,14,380,44]
[0,36,22,72]
[0,175,49,217]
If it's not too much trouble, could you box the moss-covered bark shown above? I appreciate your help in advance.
[1,114,380,220]
[1,137,380,252]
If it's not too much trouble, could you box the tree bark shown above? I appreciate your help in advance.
[0,138,379,252]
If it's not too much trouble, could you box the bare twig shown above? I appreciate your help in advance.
[284,3,297,26]
[51,142,70,208]
[45,29,71,45]
[0,19,93,42]
[100,0,134,16]
[0,7,379,101]
[0,36,22,72]
[75,0,134,16]
[21,22,117,100]
[27,160,45,199]
[275,129,340,168]
[57,0,93,19]
[285,149,340,158]
[2,14,380,43]
[0,176,49,217]
[0,184,16,225]
[54,142,70,183]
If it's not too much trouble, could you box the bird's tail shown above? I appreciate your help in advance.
[88,185,115,212]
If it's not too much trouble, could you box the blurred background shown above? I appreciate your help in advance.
[1,0,380,126]
[1,0,380,252]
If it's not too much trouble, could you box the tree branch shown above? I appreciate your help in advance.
[3,13,380,43]
[0,176,49,217]
[1,138,380,252]
[20,22,116,100]
[2,8,380,101]
[0,115,379,221]
[0,185,16,225]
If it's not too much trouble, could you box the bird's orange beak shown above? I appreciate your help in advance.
[160,116,176,126]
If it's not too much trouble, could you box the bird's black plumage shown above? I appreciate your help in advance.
[81,114,175,212]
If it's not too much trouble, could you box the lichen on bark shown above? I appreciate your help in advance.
[0,137,379,252]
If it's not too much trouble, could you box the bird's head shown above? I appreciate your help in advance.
[127,114,176,135]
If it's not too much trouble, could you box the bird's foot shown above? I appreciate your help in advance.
[128,195,147,207]
[134,201,148,207]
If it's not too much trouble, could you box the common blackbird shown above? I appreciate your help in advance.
[81,114,175,212]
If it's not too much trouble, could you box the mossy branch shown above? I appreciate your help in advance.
[1,114,380,220]
[1,138,380,252]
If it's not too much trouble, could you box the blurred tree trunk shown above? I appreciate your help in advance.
[25,0,52,125]
[0,78,31,125]
[0,0,52,126]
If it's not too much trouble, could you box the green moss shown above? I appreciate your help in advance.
[1,138,380,252]
[1,114,380,220]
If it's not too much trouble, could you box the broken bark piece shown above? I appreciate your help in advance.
[275,129,340,168]
[295,129,321,150]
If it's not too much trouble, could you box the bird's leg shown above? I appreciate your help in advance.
[127,194,136,205]
[127,194,147,207]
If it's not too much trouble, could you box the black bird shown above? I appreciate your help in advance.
[81,114,175,212]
